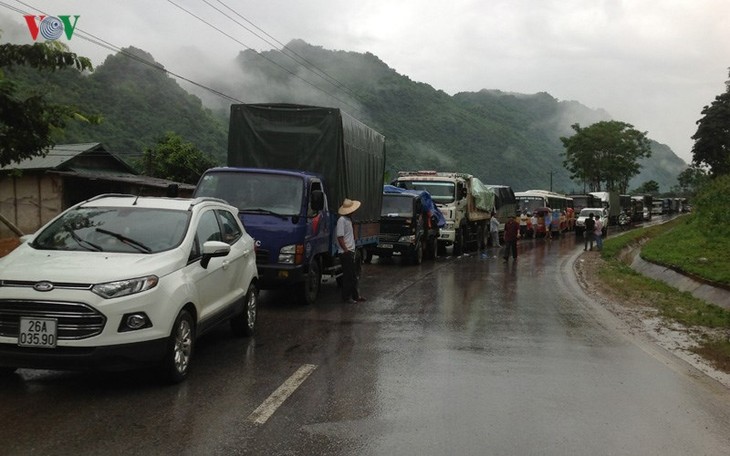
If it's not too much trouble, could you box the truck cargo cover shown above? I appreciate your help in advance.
[470,178,496,212]
[228,104,386,223]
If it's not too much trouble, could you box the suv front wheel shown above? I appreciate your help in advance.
[160,309,195,384]
[231,283,258,336]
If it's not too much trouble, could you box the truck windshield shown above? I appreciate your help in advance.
[399,181,454,204]
[381,195,413,217]
[196,172,303,216]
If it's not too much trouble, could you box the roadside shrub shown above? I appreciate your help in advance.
[692,174,730,238]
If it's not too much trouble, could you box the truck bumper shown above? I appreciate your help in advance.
[438,228,455,244]
[256,264,307,289]
[371,241,414,256]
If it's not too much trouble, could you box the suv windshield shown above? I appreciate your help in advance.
[32,207,190,253]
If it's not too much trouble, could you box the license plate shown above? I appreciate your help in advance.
[18,317,57,348]
[379,243,393,249]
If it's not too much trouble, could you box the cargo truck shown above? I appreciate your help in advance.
[393,171,493,256]
[368,185,445,265]
[194,104,386,305]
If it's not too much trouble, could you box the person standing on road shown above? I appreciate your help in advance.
[337,198,366,303]
[490,212,500,248]
[584,213,596,251]
[594,214,604,252]
[503,214,520,262]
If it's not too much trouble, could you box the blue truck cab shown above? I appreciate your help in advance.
[194,103,385,305]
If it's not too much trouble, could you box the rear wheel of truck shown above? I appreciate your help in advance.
[299,258,321,305]
[478,224,488,251]
[453,227,465,256]
[410,240,423,265]
[424,236,438,260]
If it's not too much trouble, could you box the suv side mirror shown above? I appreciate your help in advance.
[200,240,230,269]
[311,190,324,212]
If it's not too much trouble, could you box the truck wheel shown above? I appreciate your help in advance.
[231,283,258,335]
[424,236,438,260]
[479,225,489,250]
[453,227,465,256]
[298,258,321,305]
[410,240,423,265]
[159,309,194,384]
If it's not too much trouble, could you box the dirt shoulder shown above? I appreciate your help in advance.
[574,249,730,389]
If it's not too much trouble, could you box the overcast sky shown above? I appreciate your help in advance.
[3,0,729,164]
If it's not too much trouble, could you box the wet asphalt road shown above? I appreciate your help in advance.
[2,233,730,455]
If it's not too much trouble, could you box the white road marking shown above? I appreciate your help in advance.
[247,363,318,425]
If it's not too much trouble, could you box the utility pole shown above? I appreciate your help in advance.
[549,171,553,192]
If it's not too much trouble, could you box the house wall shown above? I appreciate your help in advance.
[0,174,63,238]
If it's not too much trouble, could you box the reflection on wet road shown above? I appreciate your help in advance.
[2,233,730,455]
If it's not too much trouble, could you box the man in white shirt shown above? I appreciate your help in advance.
[337,198,366,303]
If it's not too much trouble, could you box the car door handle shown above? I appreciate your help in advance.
[222,260,230,269]
[243,249,252,255]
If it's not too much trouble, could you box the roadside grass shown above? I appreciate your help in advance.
[598,217,730,373]
[641,215,730,286]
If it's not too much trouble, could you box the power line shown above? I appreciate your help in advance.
[165,0,363,114]
[208,0,363,102]
[5,0,245,105]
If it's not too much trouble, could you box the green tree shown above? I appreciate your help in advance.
[693,174,730,238]
[136,132,219,184]
[632,180,660,195]
[560,121,652,193]
[691,70,730,177]
[0,40,94,167]
[677,166,709,196]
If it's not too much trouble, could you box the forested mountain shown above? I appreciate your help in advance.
[5,47,228,164]
[8,40,687,191]
[184,39,689,192]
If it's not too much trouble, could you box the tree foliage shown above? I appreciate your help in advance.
[632,180,659,195]
[693,174,730,238]
[676,166,709,196]
[0,41,94,167]
[691,70,730,177]
[135,132,217,184]
[560,121,652,193]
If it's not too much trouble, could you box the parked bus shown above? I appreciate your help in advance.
[516,190,574,214]
[567,193,600,214]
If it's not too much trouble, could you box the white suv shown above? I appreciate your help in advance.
[0,194,258,383]
[575,207,608,236]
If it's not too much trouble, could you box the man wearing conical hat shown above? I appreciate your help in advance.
[336,198,367,304]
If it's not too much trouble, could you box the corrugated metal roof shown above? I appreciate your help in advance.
[0,143,105,171]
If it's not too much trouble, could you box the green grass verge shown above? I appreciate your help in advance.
[641,215,730,286]
[598,218,730,373]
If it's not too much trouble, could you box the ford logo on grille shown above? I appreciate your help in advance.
[33,281,54,292]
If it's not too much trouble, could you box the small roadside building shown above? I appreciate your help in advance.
[0,143,195,238]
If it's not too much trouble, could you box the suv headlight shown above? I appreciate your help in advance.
[92,275,159,299]
[398,235,416,244]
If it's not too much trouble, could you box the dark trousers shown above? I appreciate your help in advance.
[341,251,360,301]
[503,240,518,260]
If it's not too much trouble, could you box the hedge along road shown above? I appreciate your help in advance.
[1,234,730,455]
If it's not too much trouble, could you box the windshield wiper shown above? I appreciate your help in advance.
[95,228,151,253]
[241,207,288,219]
[63,225,103,252]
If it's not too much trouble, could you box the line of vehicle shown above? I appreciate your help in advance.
[246,363,318,425]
